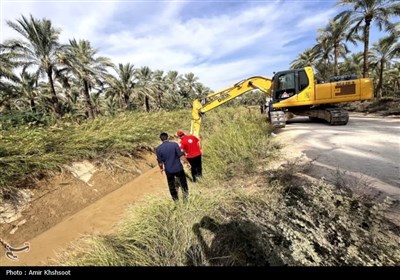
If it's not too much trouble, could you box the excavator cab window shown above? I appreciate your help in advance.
[275,72,296,99]
[298,70,309,91]
[272,69,309,101]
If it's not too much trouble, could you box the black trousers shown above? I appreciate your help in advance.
[187,155,202,182]
[166,170,188,201]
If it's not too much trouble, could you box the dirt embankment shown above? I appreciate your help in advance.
[0,151,160,265]
[343,97,400,116]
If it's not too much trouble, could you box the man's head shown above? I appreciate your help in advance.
[160,132,168,141]
[176,131,185,138]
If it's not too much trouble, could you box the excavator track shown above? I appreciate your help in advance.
[326,108,349,125]
[269,111,286,128]
[307,107,349,125]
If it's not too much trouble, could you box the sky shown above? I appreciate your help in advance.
[0,0,393,90]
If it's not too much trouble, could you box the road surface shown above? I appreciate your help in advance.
[277,113,400,201]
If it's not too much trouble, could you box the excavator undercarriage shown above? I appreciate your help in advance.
[271,106,350,128]
[306,107,349,125]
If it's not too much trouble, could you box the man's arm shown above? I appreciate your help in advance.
[180,155,191,169]
[156,149,164,173]
[179,141,187,155]
[158,162,164,173]
[196,137,203,154]
[175,143,191,169]
[198,139,202,154]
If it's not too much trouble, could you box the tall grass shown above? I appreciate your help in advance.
[62,191,229,266]
[0,110,189,191]
[200,107,277,180]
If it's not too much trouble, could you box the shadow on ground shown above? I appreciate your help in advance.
[186,216,285,266]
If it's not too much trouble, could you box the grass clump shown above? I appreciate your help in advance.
[62,190,228,266]
[200,107,277,180]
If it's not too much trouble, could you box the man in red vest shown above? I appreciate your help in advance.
[177,130,202,182]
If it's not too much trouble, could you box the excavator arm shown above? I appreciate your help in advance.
[191,76,273,138]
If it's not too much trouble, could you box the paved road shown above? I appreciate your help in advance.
[276,113,400,201]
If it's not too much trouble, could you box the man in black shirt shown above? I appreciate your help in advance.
[156,132,191,201]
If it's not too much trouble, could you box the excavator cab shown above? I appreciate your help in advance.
[271,68,310,102]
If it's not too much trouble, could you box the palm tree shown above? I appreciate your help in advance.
[164,70,182,109]
[311,36,336,81]
[369,34,400,97]
[383,62,400,96]
[339,52,364,76]
[194,83,212,100]
[61,39,112,119]
[134,66,155,112]
[15,70,39,112]
[0,45,20,85]
[106,63,136,111]
[313,36,333,66]
[335,0,400,78]
[290,48,318,69]
[58,78,82,116]
[316,14,356,76]
[6,14,63,115]
[105,96,119,116]
[182,73,199,95]
[0,45,20,109]
[152,70,166,109]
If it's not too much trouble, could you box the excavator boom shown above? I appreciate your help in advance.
[191,76,273,137]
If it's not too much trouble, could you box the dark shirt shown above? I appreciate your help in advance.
[156,141,185,173]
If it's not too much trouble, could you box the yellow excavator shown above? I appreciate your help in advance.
[191,66,373,137]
